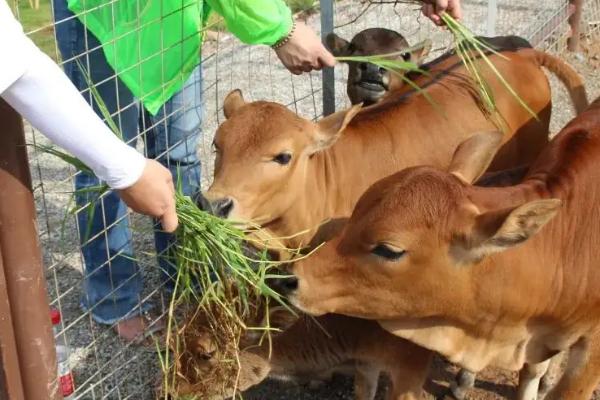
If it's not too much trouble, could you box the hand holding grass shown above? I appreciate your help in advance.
[118,160,179,233]
[275,21,336,75]
[422,0,462,25]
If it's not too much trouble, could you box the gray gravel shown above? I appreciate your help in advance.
[29,0,600,399]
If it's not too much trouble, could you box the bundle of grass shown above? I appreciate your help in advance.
[159,193,293,399]
[334,11,538,129]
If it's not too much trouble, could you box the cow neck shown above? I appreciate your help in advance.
[465,120,600,323]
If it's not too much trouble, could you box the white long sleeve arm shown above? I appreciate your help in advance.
[0,0,145,189]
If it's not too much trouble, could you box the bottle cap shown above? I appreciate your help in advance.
[50,309,61,325]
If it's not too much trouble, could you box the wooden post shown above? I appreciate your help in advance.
[568,0,584,51]
[0,99,59,400]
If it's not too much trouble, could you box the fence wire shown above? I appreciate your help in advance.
[7,0,599,398]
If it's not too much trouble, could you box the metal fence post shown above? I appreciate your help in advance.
[487,0,498,36]
[568,0,584,51]
[0,99,59,400]
[320,0,336,116]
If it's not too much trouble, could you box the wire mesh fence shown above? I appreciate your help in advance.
[4,0,599,398]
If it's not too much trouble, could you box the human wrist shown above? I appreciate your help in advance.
[271,20,297,49]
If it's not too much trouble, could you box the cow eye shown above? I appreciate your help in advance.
[273,153,292,165]
[401,53,410,61]
[371,244,406,260]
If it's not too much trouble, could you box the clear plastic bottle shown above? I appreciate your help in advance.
[50,309,75,399]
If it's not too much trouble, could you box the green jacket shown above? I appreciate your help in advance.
[68,0,292,115]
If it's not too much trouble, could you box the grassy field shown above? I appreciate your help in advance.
[14,0,57,60]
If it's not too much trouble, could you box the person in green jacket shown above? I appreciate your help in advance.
[52,0,335,344]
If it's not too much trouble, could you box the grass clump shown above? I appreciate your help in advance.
[159,193,290,399]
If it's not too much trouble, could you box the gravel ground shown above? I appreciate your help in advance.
[28,0,600,399]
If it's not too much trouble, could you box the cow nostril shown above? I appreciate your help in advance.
[267,275,298,296]
[359,63,368,71]
[194,192,213,213]
[214,198,234,218]
[379,67,386,75]
[284,276,298,292]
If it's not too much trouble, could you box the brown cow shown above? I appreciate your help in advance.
[206,43,586,250]
[183,309,432,400]
[284,98,600,400]
[205,39,586,399]
[326,28,432,105]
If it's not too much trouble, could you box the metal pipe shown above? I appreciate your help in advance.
[486,0,498,36]
[0,99,59,400]
[568,0,584,51]
[320,0,336,116]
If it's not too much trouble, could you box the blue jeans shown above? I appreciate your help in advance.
[53,1,202,325]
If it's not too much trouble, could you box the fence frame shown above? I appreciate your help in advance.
[0,99,58,400]
[0,0,592,398]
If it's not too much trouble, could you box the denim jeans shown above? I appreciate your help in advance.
[53,1,202,325]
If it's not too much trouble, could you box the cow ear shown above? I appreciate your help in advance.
[402,39,432,65]
[464,199,562,259]
[448,131,504,184]
[223,89,246,119]
[325,33,351,57]
[310,104,362,153]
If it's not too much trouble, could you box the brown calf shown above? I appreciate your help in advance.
[286,98,600,399]
[326,28,432,105]
[206,43,586,250]
[185,310,432,400]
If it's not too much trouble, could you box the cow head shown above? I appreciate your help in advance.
[205,90,361,225]
[326,28,432,106]
[280,131,561,320]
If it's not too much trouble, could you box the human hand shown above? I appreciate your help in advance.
[422,0,462,26]
[274,21,336,75]
[118,159,178,232]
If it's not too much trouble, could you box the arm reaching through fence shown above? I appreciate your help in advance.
[0,0,178,232]
[205,0,335,74]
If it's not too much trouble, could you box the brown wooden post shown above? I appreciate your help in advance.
[0,249,26,400]
[568,0,584,51]
[0,99,59,400]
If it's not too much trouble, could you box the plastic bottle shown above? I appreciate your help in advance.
[50,309,75,399]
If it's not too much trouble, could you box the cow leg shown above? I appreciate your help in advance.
[385,351,432,400]
[516,360,550,400]
[449,368,476,400]
[538,352,565,398]
[545,336,600,400]
[354,362,380,400]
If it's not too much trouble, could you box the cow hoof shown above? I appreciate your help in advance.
[438,393,457,400]
[448,383,467,400]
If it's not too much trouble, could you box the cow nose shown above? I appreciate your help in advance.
[212,198,234,218]
[194,192,213,213]
[267,275,299,296]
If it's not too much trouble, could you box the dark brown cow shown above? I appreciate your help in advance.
[326,28,432,105]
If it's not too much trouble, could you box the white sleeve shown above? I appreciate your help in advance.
[0,0,146,190]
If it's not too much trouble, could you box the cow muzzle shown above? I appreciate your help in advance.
[356,62,387,92]
[266,264,298,297]
[194,192,213,213]
[210,197,235,219]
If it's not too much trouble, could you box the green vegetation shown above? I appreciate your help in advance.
[14,0,57,60]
